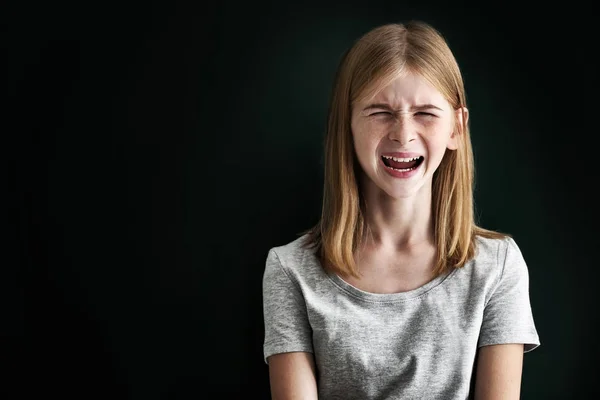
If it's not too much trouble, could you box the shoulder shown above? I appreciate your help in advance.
[268,234,312,265]
[453,234,516,290]
[472,234,514,265]
[459,234,528,300]
[265,233,323,283]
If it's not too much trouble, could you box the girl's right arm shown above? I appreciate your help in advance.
[263,248,317,399]
[268,352,318,400]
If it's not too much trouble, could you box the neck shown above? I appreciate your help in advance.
[360,178,434,253]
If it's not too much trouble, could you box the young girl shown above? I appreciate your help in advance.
[262,20,540,399]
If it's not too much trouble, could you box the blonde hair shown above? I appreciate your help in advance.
[300,20,508,279]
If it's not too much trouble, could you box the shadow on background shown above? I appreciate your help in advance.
[8,0,597,398]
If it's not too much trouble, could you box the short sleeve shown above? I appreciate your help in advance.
[262,248,314,364]
[478,237,541,352]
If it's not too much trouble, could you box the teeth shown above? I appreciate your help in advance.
[389,166,417,172]
[382,156,421,162]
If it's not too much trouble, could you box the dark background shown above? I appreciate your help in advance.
[8,0,597,398]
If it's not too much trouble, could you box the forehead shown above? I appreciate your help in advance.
[366,71,448,107]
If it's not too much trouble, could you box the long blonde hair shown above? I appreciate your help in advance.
[300,21,508,279]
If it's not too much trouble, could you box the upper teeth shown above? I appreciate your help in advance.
[382,156,421,162]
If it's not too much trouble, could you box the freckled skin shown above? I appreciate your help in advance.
[351,71,465,200]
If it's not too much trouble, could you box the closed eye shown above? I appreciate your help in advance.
[370,111,436,117]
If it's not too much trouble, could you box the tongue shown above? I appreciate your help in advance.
[388,158,418,169]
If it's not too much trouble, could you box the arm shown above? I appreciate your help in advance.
[268,352,318,400]
[475,238,540,398]
[263,248,317,399]
[474,344,524,400]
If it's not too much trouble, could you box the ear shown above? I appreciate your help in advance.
[447,106,469,150]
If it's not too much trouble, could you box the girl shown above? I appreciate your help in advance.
[262,20,540,399]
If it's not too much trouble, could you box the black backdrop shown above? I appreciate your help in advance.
[8,0,598,398]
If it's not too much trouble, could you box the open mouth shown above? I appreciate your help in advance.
[381,155,424,171]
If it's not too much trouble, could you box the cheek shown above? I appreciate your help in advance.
[353,121,382,148]
[421,120,454,143]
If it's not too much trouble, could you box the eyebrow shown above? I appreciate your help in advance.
[362,103,444,112]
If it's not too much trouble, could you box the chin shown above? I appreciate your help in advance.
[385,188,419,199]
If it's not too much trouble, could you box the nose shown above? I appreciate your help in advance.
[387,116,416,145]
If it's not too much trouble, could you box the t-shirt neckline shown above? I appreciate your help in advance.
[326,266,456,303]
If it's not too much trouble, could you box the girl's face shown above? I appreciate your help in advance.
[351,71,465,199]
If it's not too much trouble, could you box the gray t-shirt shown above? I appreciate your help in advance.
[262,234,540,399]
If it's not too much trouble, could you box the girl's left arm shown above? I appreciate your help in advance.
[474,343,524,400]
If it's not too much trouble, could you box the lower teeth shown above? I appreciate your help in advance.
[389,165,417,172]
